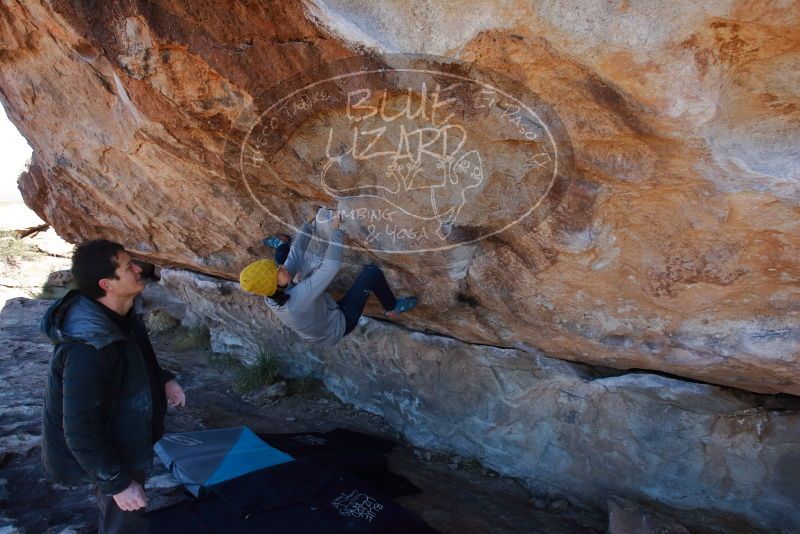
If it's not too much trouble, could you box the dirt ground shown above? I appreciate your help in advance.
[0,221,605,533]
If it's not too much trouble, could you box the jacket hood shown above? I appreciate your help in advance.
[40,289,143,349]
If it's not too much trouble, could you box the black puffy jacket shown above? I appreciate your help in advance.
[40,290,173,494]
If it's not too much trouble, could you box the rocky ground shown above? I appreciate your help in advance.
[0,226,72,300]
[0,231,606,533]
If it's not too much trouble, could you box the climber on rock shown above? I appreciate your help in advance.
[240,207,417,346]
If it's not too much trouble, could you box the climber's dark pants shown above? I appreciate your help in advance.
[337,266,397,335]
[274,242,290,265]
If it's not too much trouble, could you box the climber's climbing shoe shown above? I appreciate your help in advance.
[385,296,418,318]
[262,235,290,249]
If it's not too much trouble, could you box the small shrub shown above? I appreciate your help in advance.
[145,309,179,334]
[164,325,210,351]
[234,349,280,394]
[462,457,483,471]
[287,376,324,397]
[0,231,37,268]
[207,352,237,370]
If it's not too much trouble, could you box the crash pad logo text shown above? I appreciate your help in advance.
[162,435,203,446]
[330,490,384,522]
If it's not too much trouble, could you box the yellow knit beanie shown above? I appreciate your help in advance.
[239,259,278,296]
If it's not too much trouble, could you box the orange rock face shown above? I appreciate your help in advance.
[1,1,798,393]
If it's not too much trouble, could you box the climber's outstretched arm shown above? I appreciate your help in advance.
[283,209,319,277]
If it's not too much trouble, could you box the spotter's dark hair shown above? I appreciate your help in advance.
[71,239,125,299]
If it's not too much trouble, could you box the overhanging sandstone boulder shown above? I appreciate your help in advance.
[1,1,798,394]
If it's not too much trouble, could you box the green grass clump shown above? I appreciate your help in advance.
[234,349,280,394]
[162,325,210,352]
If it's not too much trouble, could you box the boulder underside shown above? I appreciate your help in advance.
[0,0,797,394]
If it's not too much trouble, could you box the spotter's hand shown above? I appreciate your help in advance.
[165,379,185,408]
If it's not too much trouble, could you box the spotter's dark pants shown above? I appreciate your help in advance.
[93,476,149,534]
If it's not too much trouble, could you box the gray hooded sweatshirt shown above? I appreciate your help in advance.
[266,222,346,346]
